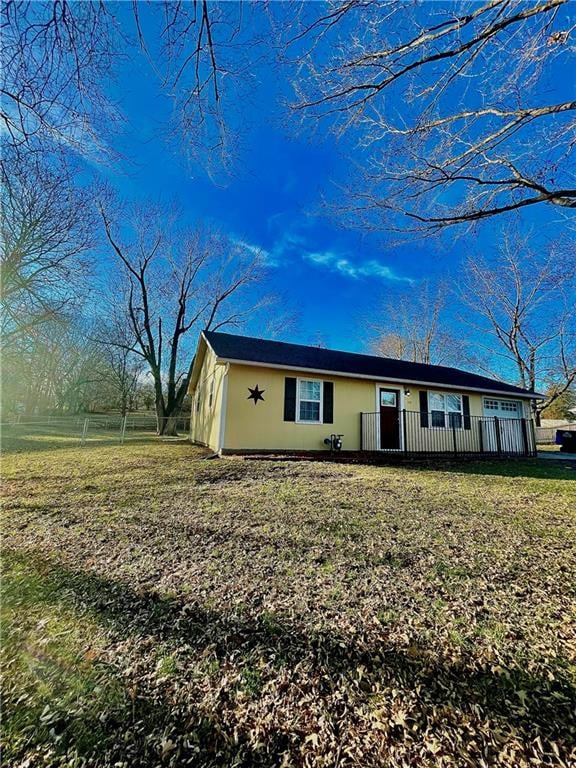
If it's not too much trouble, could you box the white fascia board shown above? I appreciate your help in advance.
[188,334,209,393]
[212,356,542,400]
[201,330,217,357]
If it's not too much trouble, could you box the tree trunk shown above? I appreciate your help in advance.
[155,399,180,436]
[158,415,179,436]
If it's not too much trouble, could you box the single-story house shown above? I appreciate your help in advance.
[189,331,541,457]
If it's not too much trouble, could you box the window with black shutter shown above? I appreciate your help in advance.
[462,395,471,430]
[283,377,296,421]
[323,382,334,424]
[419,391,429,428]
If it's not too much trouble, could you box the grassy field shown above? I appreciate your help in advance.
[2,439,575,767]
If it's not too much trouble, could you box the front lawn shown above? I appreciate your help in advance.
[2,442,575,767]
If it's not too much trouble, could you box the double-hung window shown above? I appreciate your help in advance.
[297,379,323,423]
[429,392,463,429]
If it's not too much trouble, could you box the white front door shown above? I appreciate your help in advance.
[482,398,524,453]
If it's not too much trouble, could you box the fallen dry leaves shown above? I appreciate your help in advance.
[1,442,575,767]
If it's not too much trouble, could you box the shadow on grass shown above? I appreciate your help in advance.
[3,549,575,767]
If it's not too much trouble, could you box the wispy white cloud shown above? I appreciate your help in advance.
[232,233,413,284]
[232,238,264,257]
[232,230,307,268]
[304,250,413,283]
[306,251,335,266]
[231,238,277,266]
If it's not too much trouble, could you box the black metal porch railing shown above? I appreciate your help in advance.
[360,409,537,457]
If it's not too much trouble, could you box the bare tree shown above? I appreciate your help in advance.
[97,317,146,417]
[132,1,263,178]
[284,0,576,231]
[2,311,153,417]
[0,156,93,347]
[1,1,265,179]
[369,281,469,366]
[462,233,576,423]
[1,318,105,415]
[1,0,119,167]
[99,202,264,435]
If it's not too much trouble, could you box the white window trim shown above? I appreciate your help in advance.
[428,390,464,430]
[296,377,324,424]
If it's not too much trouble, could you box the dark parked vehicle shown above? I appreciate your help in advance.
[556,429,576,453]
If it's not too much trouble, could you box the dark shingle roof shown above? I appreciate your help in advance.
[203,331,539,398]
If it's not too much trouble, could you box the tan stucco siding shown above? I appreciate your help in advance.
[190,346,226,451]
[223,364,375,451]
[221,364,531,452]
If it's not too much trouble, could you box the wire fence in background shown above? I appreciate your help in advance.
[0,414,191,451]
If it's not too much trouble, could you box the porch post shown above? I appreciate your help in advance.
[402,408,408,455]
[520,418,529,457]
[494,416,502,456]
[529,418,537,457]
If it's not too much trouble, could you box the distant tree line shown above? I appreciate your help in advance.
[0,315,157,418]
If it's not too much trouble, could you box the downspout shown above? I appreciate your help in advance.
[217,363,230,455]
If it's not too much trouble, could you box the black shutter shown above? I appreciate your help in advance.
[323,382,334,424]
[462,395,471,430]
[284,377,296,421]
[419,391,429,428]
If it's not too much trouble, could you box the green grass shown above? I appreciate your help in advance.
[2,552,127,761]
[2,439,575,767]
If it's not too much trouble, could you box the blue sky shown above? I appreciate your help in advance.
[98,2,573,355]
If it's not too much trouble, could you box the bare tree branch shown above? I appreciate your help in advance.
[284,0,576,231]
[368,281,470,367]
[461,231,576,423]
[1,155,93,346]
[1,1,121,168]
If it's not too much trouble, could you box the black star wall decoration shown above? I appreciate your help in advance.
[247,385,265,404]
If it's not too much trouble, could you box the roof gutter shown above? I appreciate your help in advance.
[213,356,543,400]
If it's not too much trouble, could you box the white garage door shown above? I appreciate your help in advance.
[482,398,524,453]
